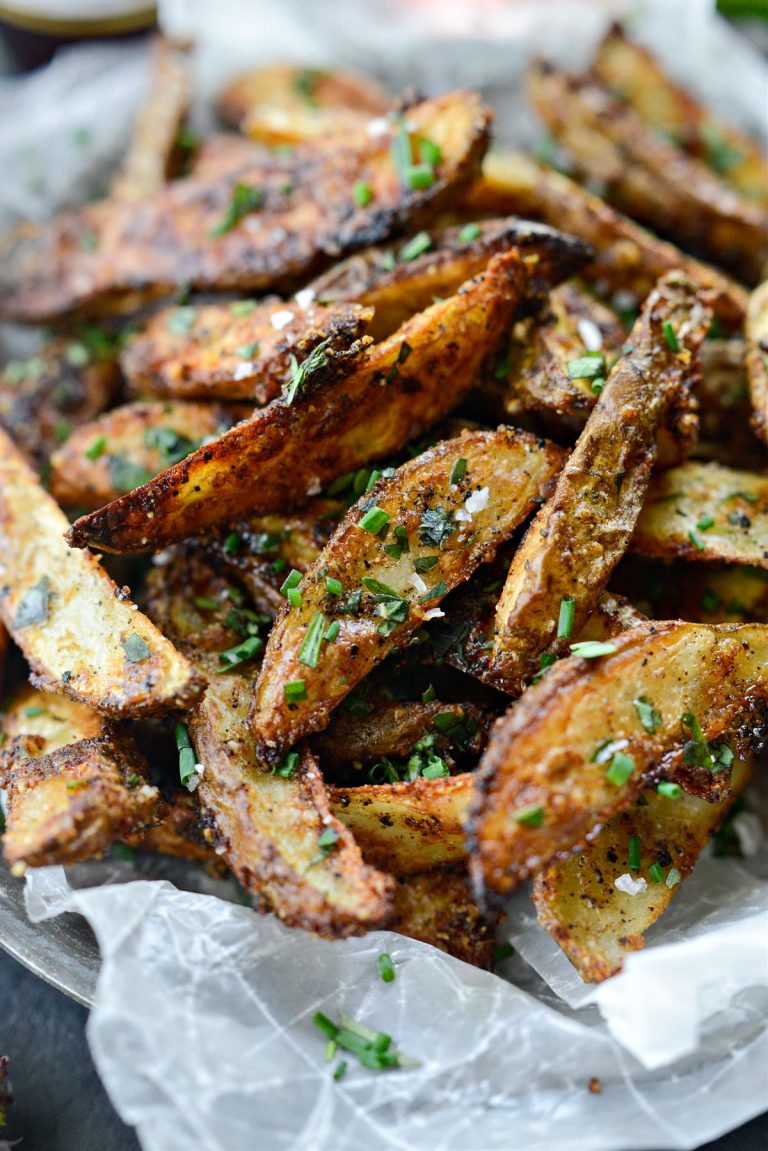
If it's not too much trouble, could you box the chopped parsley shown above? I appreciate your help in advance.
[633,695,662,734]
[84,435,107,461]
[418,506,455,548]
[512,804,545,828]
[13,576,50,629]
[284,335,334,404]
[309,825,340,866]
[449,457,467,486]
[122,633,150,663]
[681,712,734,774]
[144,426,203,467]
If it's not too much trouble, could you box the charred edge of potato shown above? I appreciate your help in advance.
[330,772,473,875]
[531,756,753,982]
[467,151,748,328]
[632,461,768,570]
[592,23,768,208]
[2,731,159,871]
[390,866,499,968]
[468,621,768,897]
[491,271,713,688]
[526,60,768,285]
[745,281,768,446]
[0,685,106,779]
[65,250,538,554]
[125,790,219,866]
[248,427,566,761]
[120,300,374,404]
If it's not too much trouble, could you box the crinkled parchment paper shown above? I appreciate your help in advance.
[5,1,768,1147]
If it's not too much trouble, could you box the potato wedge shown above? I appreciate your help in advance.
[217,64,389,140]
[249,427,565,759]
[0,426,202,714]
[67,250,553,553]
[469,621,768,895]
[49,399,253,509]
[492,272,712,688]
[466,151,748,327]
[526,61,768,284]
[1,333,120,466]
[189,671,394,936]
[0,683,105,761]
[121,299,373,402]
[532,756,752,982]
[125,790,220,867]
[390,866,496,968]
[110,36,193,202]
[330,773,472,874]
[592,24,768,208]
[745,280,768,445]
[632,462,768,569]
[0,90,491,323]
[309,216,591,341]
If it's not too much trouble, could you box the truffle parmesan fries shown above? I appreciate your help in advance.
[1,29,766,1003]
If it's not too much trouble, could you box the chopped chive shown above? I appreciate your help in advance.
[308,825,340,866]
[358,506,390,534]
[513,804,545,828]
[194,596,220,612]
[325,1039,337,1062]
[606,751,635,787]
[404,163,435,189]
[324,620,340,643]
[399,231,432,262]
[235,341,259,360]
[567,354,605,380]
[333,1061,348,1081]
[700,588,721,613]
[557,596,576,639]
[696,516,715,531]
[175,723,197,786]
[688,530,705,552]
[354,181,373,207]
[417,136,441,166]
[569,640,617,659]
[628,835,641,872]
[298,612,327,669]
[377,953,396,983]
[325,576,343,596]
[284,335,334,404]
[84,435,106,461]
[422,684,436,703]
[633,695,662,734]
[287,588,302,608]
[280,569,302,596]
[223,531,241,556]
[662,320,679,352]
[657,781,682,798]
[648,862,665,884]
[590,377,605,395]
[449,457,467,485]
[217,633,263,671]
[272,751,299,778]
[458,223,481,244]
[210,182,264,237]
[284,680,307,705]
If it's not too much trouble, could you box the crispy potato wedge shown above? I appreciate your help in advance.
[110,36,193,202]
[218,64,389,140]
[745,280,768,445]
[0,91,491,323]
[49,399,253,510]
[469,621,768,895]
[390,866,496,968]
[532,756,752,982]
[121,299,373,402]
[189,670,394,936]
[330,772,472,874]
[632,462,768,569]
[526,62,768,284]
[249,428,565,759]
[313,700,488,776]
[68,250,555,553]
[125,790,219,866]
[497,280,625,419]
[0,683,105,761]
[492,273,712,687]
[0,426,202,714]
[592,24,768,208]
[0,334,120,466]
[1,729,159,872]
[466,151,748,327]
[309,216,591,341]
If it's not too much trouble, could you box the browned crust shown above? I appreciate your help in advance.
[390,866,498,969]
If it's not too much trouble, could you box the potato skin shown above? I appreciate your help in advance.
[0,90,491,323]
[745,280,768,445]
[469,621,768,896]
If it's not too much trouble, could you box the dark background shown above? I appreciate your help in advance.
[1,946,766,1150]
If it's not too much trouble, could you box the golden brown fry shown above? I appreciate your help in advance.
[313,700,488,775]
[632,462,768,569]
[122,299,373,402]
[745,279,768,444]
[0,683,105,760]
[330,773,472,874]
[0,334,120,466]
[466,151,748,327]
[390,866,497,968]
[592,24,768,208]
[492,273,712,688]
[532,757,752,981]
[469,621,768,895]
[189,671,394,936]
[67,250,559,554]
[526,61,768,284]
[309,216,591,341]
[497,280,625,419]
[0,426,202,715]
[0,90,491,323]
[50,399,252,509]
[250,428,565,759]
[110,36,193,201]
[218,64,389,140]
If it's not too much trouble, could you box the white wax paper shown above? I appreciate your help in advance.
[5,0,768,1146]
